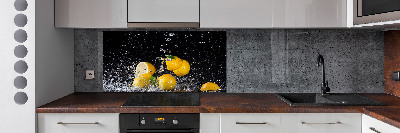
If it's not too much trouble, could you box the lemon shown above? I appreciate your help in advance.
[158,74,176,90]
[132,73,152,88]
[135,62,156,78]
[166,56,183,71]
[201,82,220,91]
[173,60,190,76]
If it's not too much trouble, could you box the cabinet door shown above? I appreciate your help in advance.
[200,0,273,28]
[38,113,119,133]
[55,0,127,28]
[273,0,347,28]
[311,0,347,27]
[362,114,400,133]
[128,0,199,22]
[220,113,280,133]
[281,113,361,133]
[200,113,220,133]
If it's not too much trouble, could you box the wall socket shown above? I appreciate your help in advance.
[393,71,400,81]
[86,70,95,79]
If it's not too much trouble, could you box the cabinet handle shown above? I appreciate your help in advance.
[301,122,342,125]
[57,122,99,125]
[369,127,382,133]
[236,122,267,124]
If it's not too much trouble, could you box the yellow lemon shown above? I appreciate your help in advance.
[132,73,152,88]
[135,62,156,78]
[201,82,220,91]
[173,60,190,76]
[140,73,152,79]
[166,56,183,71]
[158,74,176,90]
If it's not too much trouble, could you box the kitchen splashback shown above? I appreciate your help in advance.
[103,31,226,92]
[75,29,384,93]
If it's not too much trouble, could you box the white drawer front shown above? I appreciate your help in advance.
[38,113,119,133]
[298,113,361,133]
[281,113,361,133]
[221,113,280,133]
[362,114,400,133]
[200,113,220,133]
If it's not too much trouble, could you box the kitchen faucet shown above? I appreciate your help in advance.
[317,54,330,95]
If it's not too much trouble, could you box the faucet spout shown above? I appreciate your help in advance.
[317,54,330,95]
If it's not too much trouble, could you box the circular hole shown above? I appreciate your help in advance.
[14,60,28,74]
[14,14,27,27]
[14,92,28,105]
[14,0,28,11]
[14,29,27,43]
[14,76,27,89]
[14,45,28,58]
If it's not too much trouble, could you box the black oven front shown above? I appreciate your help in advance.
[120,114,199,133]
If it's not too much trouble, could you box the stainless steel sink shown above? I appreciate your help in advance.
[275,93,385,106]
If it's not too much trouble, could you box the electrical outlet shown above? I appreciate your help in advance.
[86,70,95,79]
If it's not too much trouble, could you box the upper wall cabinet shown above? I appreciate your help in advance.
[127,0,199,28]
[200,0,273,28]
[200,0,350,28]
[273,0,348,28]
[55,0,127,28]
[55,0,350,28]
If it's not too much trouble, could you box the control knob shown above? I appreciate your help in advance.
[173,119,178,125]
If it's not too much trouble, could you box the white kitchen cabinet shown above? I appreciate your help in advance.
[362,114,400,133]
[273,0,348,28]
[220,113,281,133]
[281,113,361,133]
[216,113,361,133]
[201,0,348,28]
[38,113,119,133]
[128,0,199,23]
[200,113,220,133]
[55,0,127,28]
[200,0,273,28]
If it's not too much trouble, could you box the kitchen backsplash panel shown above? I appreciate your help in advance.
[75,29,384,93]
[103,31,226,92]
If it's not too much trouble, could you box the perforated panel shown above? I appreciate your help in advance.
[0,0,35,132]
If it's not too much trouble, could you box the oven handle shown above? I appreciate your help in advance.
[126,129,198,133]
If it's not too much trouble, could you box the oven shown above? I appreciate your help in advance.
[354,0,400,25]
[120,114,199,133]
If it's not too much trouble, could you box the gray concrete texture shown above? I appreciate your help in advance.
[74,29,384,93]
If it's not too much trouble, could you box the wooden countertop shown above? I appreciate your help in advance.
[37,93,400,128]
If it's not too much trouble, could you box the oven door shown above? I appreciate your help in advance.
[125,129,199,133]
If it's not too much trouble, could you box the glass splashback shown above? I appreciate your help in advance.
[103,31,226,92]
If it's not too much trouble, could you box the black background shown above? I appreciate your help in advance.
[103,31,226,92]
